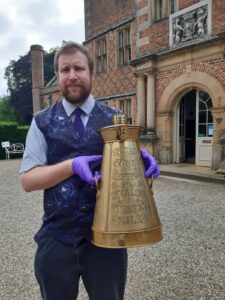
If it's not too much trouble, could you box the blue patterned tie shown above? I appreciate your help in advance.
[74,108,85,137]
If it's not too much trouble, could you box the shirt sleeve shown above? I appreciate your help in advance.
[19,118,48,173]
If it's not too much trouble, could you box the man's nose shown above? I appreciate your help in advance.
[68,69,78,80]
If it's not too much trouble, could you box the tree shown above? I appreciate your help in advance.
[0,96,17,122]
[5,53,33,125]
[4,47,57,125]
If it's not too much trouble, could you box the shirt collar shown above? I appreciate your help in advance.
[62,95,95,117]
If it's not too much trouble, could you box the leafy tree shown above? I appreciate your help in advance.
[0,96,17,122]
[4,47,57,125]
[5,53,32,125]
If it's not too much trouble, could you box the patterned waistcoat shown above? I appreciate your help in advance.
[34,100,119,247]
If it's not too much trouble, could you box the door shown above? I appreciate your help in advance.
[178,99,185,162]
[195,91,213,166]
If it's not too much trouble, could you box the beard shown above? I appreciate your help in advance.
[61,82,92,105]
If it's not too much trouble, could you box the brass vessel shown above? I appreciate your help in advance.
[92,114,162,248]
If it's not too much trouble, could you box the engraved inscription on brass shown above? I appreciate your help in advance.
[109,144,151,230]
[92,114,162,248]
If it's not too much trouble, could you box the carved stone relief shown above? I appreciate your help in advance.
[170,5,209,47]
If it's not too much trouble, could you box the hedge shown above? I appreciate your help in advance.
[0,122,29,159]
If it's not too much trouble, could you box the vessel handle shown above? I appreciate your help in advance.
[94,175,101,198]
[148,175,154,189]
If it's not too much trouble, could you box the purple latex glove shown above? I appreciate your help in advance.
[72,155,102,185]
[141,149,160,179]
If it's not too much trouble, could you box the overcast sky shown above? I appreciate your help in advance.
[0,0,85,96]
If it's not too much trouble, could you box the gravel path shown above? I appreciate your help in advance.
[0,159,224,300]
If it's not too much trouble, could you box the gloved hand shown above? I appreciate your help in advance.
[72,155,102,185]
[141,149,160,179]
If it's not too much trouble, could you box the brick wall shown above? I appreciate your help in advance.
[75,0,225,103]
[155,58,225,104]
[136,0,225,56]
[84,0,137,117]
[179,0,199,10]
[85,0,135,40]
[212,0,225,35]
[87,30,137,99]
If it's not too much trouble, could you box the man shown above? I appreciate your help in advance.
[20,41,160,300]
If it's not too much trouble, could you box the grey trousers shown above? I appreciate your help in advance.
[34,237,128,300]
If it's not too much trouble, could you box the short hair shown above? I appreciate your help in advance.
[54,41,94,74]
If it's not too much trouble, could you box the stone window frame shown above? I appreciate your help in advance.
[95,37,107,74]
[117,26,131,66]
[152,0,177,22]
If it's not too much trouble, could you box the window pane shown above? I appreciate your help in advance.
[199,100,206,111]
[198,125,206,137]
[103,55,107,71]
[120,101,125,112]
[119,32,124,47]
[97,57,101,72]
[199,91,208,102]
[199,111,206,123]
[206,98,212,109]
[170,0,175,14]
[102,40,106,54]
[125,47,131,63]
[127,100,131,118]
[159,0,163,18]
[208,113,213,123]
[96,38,107,73]
[128,47,131,61]
[97,42,101,56]
[118,27,131,66]
[179,124,184,136]
[119,99,132,123]
[119,49,124,65]
[126,28,130,45]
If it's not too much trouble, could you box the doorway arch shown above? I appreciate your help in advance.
[158,71,224,113]
[173,89,213,166]
[157,71,225,166]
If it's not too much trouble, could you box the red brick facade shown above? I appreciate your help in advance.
[31,0,225,169]
[85,0,135,40]
[84,0,137,122]
[137,0,225,56]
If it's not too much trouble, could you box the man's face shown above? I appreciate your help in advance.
[57,50,92,104]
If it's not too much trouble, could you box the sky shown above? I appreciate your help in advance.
[0,0,85,96]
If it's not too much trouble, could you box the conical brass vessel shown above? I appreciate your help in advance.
[92,114,162,248]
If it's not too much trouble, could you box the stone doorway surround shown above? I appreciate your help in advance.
[157,71,225,169]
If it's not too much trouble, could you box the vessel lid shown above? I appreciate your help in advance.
[112,114,127,125]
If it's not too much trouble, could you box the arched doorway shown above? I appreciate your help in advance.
[174,89,213,166]
[158,71,224,167]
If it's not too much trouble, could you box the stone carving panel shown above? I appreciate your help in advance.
[170,0,211,47]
